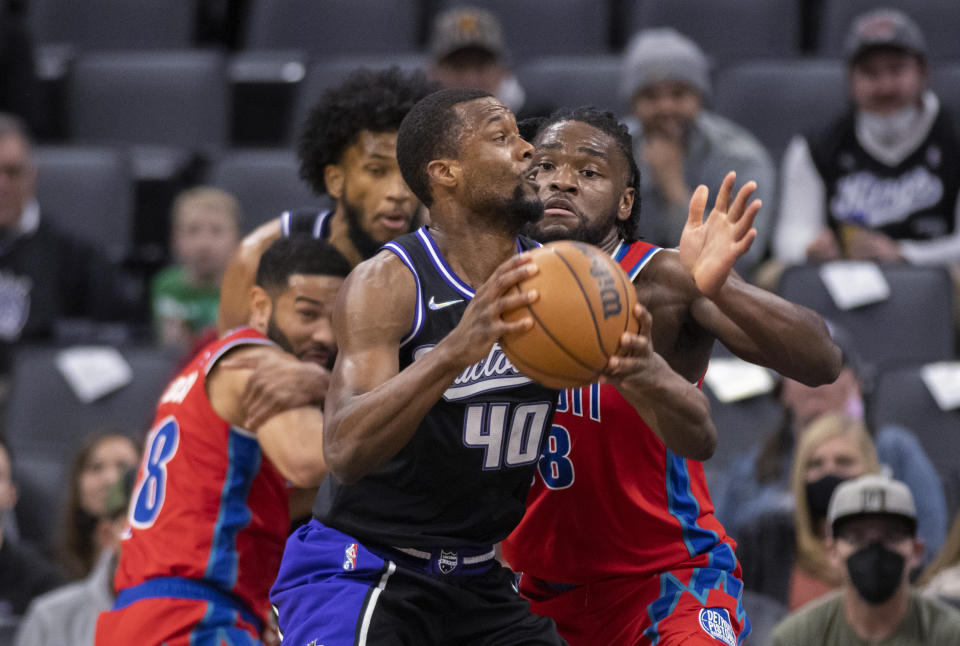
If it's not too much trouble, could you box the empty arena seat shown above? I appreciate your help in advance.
[712,59,847,162]
[776,264,955,369]
[515,56,627,120]
[245,0,421,57]
[290,55,429,141]
[435,0,611,57]
[932,63,960,120]
[32,145,134,262]
[26,0,195,49]
[207,149,331,233]
[3,344,178,462]
[870,364,960,517]
[69,51,229,151]
[817,0,960,60]
[623,0,802,66]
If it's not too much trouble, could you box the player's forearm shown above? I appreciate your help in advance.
[258,407,328,488]
[617,354,716,461]
[706,275,842,386]
[323,343,468,484]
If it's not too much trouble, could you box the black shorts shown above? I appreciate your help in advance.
[271,520,567,646]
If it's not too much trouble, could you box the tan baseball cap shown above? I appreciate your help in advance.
[430,6,506,61]
[828,474,917,534]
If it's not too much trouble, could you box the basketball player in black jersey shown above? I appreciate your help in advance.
[270,88,642,645]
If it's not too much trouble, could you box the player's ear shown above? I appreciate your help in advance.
[249,286,273,332]
[427,159,459,191]
[617,187,635,223]
[325,164,345,200]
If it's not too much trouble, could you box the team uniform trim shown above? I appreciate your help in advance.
[383,242,425,347]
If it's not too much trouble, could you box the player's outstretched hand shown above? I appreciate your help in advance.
[678,170,760,297]
[220,347,330,430]
[443,253,539,367]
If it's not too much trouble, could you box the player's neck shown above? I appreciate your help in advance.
[429,220,518,289]
[327,211,366,269]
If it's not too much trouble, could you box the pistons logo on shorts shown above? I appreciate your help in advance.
[698,607,736,645]
[343,543,358,571]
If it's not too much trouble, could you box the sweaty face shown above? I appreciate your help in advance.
[266,274,344,370]
[337,131,419,245]
[0,134,35,230]
[172,202,240,285]
[632,80,702,141]
[850,49,925,116]
[804,434,869,483]
[454,97,542,228]
[527,120,632,247]
[79,436,139,517]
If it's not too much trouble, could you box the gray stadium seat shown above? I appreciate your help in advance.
[776,264,955,369]
[208,149,331,233]
[515,56,627,120]
[712,59,847,163]
[932,64,960,122]
[870,364,960,518]
[12,451,69,553]
[69,51,229,151]
[290,56,428,143]
[703,386,784,484]
[32,145,134,263]
[245,0,421,57]
[624,0,802,66]
[3,344,178,462]
[435,0,610,57]
[818,0,960,60]
[27,0,194,50]
[741,589,789,646]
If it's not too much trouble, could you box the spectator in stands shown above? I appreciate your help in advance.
[776,8,960,267]
[921,511,960,609]
[0,436,63,619]
[56,432,139,581]
[14,467,133,645]
[151,186,240,349]
[620,28,774,275]
[0,113,126,378]
[713,324,948,593]
[772,474,960,644]
[427,6,525,115]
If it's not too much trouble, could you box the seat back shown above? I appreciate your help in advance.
[516,56,627,119]
[28,0,194,49]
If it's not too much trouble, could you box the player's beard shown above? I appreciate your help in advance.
[477,184,544,236]
[524,206,616,247]
[341,199,385,261]
[265,314,336,370]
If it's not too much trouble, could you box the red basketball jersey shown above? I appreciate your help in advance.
[114,327,290,623]
[501,240,739,584]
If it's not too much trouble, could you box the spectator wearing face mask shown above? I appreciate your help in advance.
[772,475,960,645]
[775,8,960,267]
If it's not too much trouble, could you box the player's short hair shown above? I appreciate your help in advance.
[521,107,642,243]
[397,87,492,207]
[297,67,439,196]
[255,237,352,295]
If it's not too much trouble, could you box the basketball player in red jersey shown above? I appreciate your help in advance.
[500,108,843,645]
[95,237,351,646]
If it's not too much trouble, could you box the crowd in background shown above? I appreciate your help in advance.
[1,1,960,644]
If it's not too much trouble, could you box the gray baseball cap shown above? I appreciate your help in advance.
[430,6,506,61]
[828,474,917,534]
[844,8,927,63]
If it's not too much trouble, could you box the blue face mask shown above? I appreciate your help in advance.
[846,541,905,605]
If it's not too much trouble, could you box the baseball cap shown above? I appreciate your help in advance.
[621,28,711,100]
[827,474,917,534]
[430,6,506,62]
[844,8,927,63]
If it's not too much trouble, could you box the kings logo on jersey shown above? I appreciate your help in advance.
[438,550,458,575]
[698,608,736,646]
[413,343,532,401]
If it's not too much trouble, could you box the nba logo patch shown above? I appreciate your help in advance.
[343,543,358,571]
[698,608,736,645]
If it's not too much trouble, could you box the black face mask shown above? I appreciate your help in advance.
[846,541,905,605]
[805,474,847,521]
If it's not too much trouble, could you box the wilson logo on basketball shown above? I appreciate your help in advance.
[589,258,623,319]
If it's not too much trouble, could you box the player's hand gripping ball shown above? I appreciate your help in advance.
[500,241,638,389]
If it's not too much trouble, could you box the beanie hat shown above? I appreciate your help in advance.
[621,28,711,100]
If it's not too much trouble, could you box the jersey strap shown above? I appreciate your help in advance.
[613,239,661,281]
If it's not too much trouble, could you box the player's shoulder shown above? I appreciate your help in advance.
[336,249,417,327]
[635,248,697,298]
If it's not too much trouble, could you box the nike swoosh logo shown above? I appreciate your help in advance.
[428,296,464,310]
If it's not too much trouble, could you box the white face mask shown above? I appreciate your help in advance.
[859,104,921,146]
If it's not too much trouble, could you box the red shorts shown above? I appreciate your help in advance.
[95,597,263,646]
[520,568,749,646]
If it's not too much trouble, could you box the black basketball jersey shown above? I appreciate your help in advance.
[279,207,332,239]
[313,226,558,549]
[807,107,960,242]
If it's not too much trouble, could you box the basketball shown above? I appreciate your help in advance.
[500,241,638,389]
